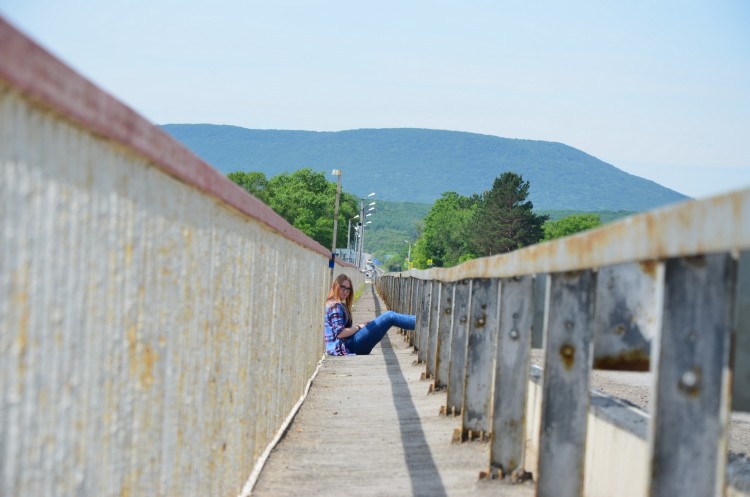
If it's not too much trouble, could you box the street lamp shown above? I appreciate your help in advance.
[357,192,375,269]
[330,169,342,284]
[347,214,359,263]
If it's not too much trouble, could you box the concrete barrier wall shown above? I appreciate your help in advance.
[0,18,363,497]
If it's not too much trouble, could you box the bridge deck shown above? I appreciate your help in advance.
[251,283,534,497]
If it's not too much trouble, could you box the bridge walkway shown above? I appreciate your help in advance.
[251,283,534,497]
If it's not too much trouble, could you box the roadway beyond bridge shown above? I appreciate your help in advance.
[250,283,534,497]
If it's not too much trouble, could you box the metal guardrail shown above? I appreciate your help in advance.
[0,17,363,497]
[375,188,749,497]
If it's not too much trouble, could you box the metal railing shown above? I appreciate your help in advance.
[0,17,363,497]
[376,188,750,497]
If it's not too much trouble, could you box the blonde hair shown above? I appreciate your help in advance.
[326,274,353,312]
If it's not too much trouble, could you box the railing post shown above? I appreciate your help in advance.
[444,279,471,417]
[532,274,547,349]
[425,281,442,380]
[537,270,597,497]
[457,278,500,442]
[732,250,750,412]
[409,277,419,347]
[417,280,433,364]
[401,277,413,340]
[432,281,455,392]
[488,275,534,481]
[648,254,736,497]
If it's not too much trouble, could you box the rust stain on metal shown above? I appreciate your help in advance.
[13,266,31,377]
[685,255,707,268]
[127,326,138,377]
[639,260,659,279]
[139,345,157,389]
[594,350,650,371]
[560,344,576,370]
[564,270,585,278]
[679,368,702,397]
[511,468,533,484]
[127,326,158,388]
[452,428,466,443]
[124,242,134,267]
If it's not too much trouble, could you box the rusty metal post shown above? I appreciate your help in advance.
[425,281,442,379]
[433,281,455,392]
[537,270,597,497]
[488,275,534,480]
[532,274,547,349]
[445,279,471,416]
[648,254,736,497]
[458,278,500,441]
[732,250,750,412]
[409,277,419,347]
[417,280,433,364]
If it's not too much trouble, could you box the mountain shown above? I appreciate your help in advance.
[161,124,689,211]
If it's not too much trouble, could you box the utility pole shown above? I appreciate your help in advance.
[347,215,358,263]
[356,199,364,268]
[329,169,342,284]
[355,193,375,270]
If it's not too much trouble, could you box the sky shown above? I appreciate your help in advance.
[1,0,749,199]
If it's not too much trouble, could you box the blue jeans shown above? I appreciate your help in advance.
[345,311,416,355]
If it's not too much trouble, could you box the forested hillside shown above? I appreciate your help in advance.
[163,124,689,212]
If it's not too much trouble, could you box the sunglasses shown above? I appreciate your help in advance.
[340,285,352,291]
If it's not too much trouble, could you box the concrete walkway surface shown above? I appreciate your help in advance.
[251,283,534,497]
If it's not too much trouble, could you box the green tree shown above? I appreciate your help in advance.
[412,192,478,268]
[467,172,547,256]
[542,213,601,240]
[227,171,270,203]
[228,168,358,249]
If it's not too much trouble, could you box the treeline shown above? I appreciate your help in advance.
[227,168,605,272]
[408,172,602,270]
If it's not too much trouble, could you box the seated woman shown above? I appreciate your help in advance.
[324,274,416,355]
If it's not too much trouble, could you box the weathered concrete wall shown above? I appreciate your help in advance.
[0,18,363,497]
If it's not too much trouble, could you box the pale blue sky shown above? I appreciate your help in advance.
[1,0,749,199]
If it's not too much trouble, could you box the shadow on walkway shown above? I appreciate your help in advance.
[371,285,448,497]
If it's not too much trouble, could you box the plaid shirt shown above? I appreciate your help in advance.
[324,301,354,355]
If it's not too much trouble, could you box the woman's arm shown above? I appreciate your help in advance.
[327,303,362,339]
[338,323,364,338]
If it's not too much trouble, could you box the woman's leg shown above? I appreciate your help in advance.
[345,311,416,355]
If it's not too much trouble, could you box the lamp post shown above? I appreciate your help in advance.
[347,215,359,263]
[357,193,375,269]
[330,169,342,283]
